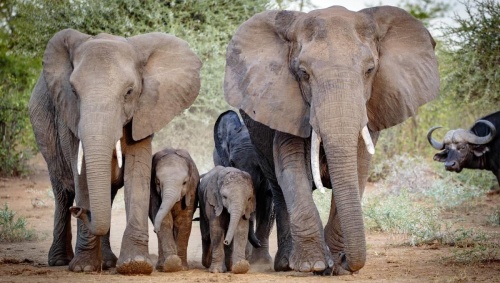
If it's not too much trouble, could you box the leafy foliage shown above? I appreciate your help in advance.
[0,203,36,242]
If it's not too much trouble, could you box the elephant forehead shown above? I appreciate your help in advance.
[74,39,139,66]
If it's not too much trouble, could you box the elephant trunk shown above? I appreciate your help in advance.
[313,73,367,272]
[79,136,114,236]
[224,206,243,246]
[154,187,180,233]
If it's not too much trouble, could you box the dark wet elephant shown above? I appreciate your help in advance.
[213,110,274,265]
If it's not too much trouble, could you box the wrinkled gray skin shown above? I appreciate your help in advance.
[224,6,439,274]
[29,29,201,274]
[198,166,256,274]
[213,110,274,265]
[149,148,199,272]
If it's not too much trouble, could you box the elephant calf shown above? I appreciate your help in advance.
[149,148,199,272]
[198,166,256,274]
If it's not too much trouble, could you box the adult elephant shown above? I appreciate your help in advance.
[224,6,439,274]
[29,29,201,274]
[213,110,274,264]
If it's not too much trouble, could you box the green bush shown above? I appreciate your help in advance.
[0,203,36,242]
[442,228,500,264]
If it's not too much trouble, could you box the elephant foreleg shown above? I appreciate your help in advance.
[209,217,226,273]
[231,219,250,274]
[174,207,194,270]
[156,212,182,272]
[249,181,274,265]
[116,134,153,275]
[273,131,332,273]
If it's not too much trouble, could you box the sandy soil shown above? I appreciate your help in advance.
[0,154,499,282]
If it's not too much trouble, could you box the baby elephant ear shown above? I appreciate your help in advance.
[127,33,202,141]
[207,167,224,216]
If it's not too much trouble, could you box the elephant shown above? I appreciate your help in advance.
[224,6,439,274]
[29,29,201,274]
[198,166,256,274]
[149,148,200,272]
[213,110,274,265]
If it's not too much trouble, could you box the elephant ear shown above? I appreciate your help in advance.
[42,29,91,135]
[361,6,439,131]
[206,166,224,216]
[241,171,255,220]
[175,149,199,208]
[224,10,311,138]
[213,110,242,166]
[128,33,202,141]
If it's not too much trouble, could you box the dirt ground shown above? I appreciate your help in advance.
[1,155,499,282]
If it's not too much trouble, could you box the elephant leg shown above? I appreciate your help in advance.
[209,218,226,273]
[100,185,120,269]
[70,162,102,272]
[200,215,212,268]
[156,212,182,272]
[174,209,194,270]
[48,174,75,266]
[269,179,293,271]
[116,135,153,275]
[273,131,332,273]
[249,182,274,265]
[231,219,250,274]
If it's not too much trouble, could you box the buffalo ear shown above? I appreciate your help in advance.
[42,29,91,136]
[224,10,311,138]
[433,151,447,162]
[472,145,489,157]
[127,33,201,141]
[361,6,440,131]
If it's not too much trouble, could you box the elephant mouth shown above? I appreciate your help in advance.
[311,125,374,192]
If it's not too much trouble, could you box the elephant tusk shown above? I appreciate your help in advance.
[77,141,83,175]
[361,126,375,155]
[116,140,122,169]
[311,130,326,194]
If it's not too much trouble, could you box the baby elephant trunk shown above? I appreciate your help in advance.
[154,189,180,233]
[224,209,242,246]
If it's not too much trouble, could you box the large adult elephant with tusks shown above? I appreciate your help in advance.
[224,6,439,275]
[29,29,201,274]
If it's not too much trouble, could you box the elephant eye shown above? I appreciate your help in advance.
[125,87,133,96]
[365,67,374,76]
[229,160,236,167]
[298,67,310,80]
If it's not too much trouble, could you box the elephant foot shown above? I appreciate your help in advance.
[288,241,333,273]
[209,263,227,273]
[232,260,250,274]
[68,249,102,272]
[116,239,153,275]
[274,244,292,271]
[249,247,272,265]
[102,250,117,270]
[48,243,74,266]
[156,255,183,272]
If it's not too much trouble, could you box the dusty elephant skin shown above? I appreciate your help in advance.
[198,166,256,274]
[428,111,500,189]
[29,29,201,274]
[224,6,440,274]
[213,110,274,265]
[149,148,200,272]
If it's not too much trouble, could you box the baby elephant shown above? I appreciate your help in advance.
[149,148,199,272]
[199,166,256,274]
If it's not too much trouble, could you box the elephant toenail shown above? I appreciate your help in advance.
[134,256,145,262]
[73,266,82,272]
[313,261,325,271]
[83,265,94,272]
[299,262,311,272]
[328,259,334,268]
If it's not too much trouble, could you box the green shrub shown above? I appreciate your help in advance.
[442,228,500,264]
[0,203,36,242]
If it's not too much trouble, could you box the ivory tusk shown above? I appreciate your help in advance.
[311,130,326,194]
[116,140,122,169]
[361,126,375,155]
[77,141,83,175]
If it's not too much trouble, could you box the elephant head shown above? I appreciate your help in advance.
[45,29,201,235]
[225,6,439,272]
[151,148,200,233]
[206,166,256,246]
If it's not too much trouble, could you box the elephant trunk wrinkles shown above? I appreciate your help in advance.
[314,75,367,272]
[224,206,243,246]
[154,187,180,233]
[81,136,114,236]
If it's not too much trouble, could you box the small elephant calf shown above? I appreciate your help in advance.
[149,148,199,272]
[198,166,256,274]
